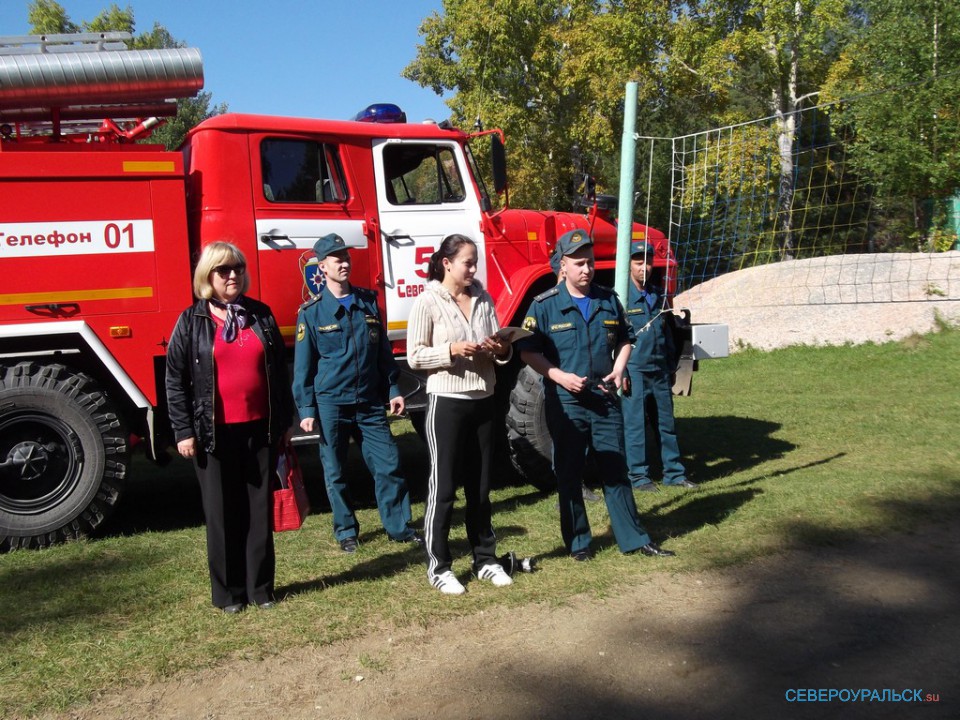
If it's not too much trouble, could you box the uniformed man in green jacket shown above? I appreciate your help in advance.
[622,240,695,491]
[517,230,675,561]
[293,233,421,553]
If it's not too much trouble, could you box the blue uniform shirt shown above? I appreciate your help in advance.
[293,286,400,417]
[518,282,634,404]
[625,281,676,373]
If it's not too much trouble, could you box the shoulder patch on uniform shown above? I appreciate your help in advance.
[521,316,537,332]
[299,295,322,310]
[533,287,560,302]
[296,322,306,342]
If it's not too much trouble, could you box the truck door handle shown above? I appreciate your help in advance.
[259,233,296,249]
[384,232,414,246]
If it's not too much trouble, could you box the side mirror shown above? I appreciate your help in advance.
[491,135,507,195]
[582,174,596,204]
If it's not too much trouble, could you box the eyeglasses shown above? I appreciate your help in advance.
[213,263,246,278]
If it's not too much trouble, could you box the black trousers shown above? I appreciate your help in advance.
[194,421,275,608]
[423,394,498,579]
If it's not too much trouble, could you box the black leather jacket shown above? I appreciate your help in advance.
[165,296,293,452]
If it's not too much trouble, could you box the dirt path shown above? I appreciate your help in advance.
[50,520,958,720]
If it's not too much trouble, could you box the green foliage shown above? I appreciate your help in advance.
[26,0,77,33]
[148,93,228,150]
[25,1,223,150]
[83,3,135,34]
[404,0,858,229]
[28,0,133,35]
[821,0,960,226]
[130,21,181,50]
[404,0,670,210]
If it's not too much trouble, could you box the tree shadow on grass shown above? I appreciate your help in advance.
[579,453,847,556]
[100,451,205,537]
[276,506,535,598]
[409,483,960,720]
[275,531,478,598]
[672,415,796,484]
[645,452,847,540]
[276,545,421,597]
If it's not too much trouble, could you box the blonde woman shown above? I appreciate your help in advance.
[166,241,293,613]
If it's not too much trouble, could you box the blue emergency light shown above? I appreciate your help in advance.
[353,103,407,123]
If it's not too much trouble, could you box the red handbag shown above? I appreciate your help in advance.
[272,439,310,532]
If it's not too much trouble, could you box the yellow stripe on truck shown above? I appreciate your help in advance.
[122,161,177,173]
[0,286,154,305]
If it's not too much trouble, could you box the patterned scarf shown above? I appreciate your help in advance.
[209,296,248,343]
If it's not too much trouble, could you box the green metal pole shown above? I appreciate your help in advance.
[615,82,638,301]
[952,194,960,251]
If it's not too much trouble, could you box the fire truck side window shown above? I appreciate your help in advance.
[383,145,465,206]
[260,138,347,203]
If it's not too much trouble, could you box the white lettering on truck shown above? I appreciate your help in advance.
[0,220,155,257]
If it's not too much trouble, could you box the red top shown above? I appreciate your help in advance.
[212,317,269,424]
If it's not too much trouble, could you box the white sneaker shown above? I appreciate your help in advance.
[431,571,466,595]
[476,563,514,587]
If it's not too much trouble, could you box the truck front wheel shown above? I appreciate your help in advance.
[505,365,556,491]
[0,362,128,550]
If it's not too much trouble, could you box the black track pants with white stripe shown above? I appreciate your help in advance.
[423,393,498,579]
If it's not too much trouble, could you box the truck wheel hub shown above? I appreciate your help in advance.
[7,441,51,481]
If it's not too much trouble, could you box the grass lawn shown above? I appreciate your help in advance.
[1,327,958,718]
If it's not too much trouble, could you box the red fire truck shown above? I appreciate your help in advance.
[0,33,686,549]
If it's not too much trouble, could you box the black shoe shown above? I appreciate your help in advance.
[339,537,358,553]
[391,531,425,547]
[633,482,660,492]
[571,549,593,562]
[636,542,675,558]
[582,486,601,502]
[498,551,536,575]
[221,603,245,614]
[256,601,277,610]
[498,551,518,576]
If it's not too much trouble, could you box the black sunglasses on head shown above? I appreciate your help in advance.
[213,263,246,278]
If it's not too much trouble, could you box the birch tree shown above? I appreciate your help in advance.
[671,0,852,258]
[822,0,960,247]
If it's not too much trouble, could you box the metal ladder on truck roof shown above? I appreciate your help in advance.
[0,31,132,55]
[0,32,203,142]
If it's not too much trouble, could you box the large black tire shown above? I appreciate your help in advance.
[0,362,128,550]
[505,365,556,491]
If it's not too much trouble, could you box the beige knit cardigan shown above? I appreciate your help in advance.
[406,279,512,397]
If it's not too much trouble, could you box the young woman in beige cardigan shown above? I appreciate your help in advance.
[406,234,513,595]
